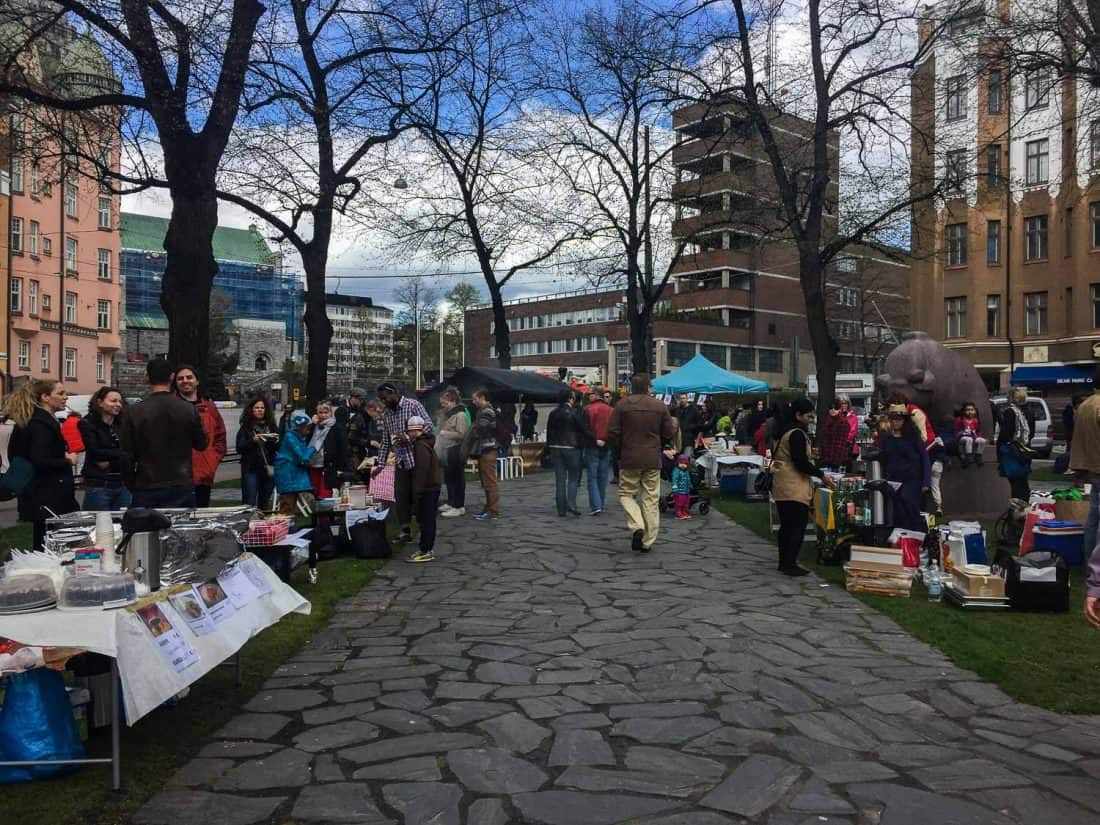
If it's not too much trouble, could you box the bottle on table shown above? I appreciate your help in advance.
[926,561,943,602]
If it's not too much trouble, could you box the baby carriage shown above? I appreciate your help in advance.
[658,457,710,515]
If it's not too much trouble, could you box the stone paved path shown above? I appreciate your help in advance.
[138,472,1100,825]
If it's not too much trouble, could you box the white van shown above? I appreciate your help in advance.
[991,395,1053,458]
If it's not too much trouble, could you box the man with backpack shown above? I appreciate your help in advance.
[465,389,499,521]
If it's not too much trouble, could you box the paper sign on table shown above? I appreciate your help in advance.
[167,590,216,636]
[240,558,273,597]
[136,603,199,674]
[217,565,262,608]
[195,579,237,625]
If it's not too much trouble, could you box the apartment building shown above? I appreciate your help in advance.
[4,30,123,393]
[304,293,394,394]
[464,97,910,387]
[911,2,1100,400]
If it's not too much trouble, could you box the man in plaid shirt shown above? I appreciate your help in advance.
[372,382,433,541]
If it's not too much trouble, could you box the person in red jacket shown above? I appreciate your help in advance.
[174,365,227,507]
[58,409,86,478]
[584,387,614,514]
[954,401,987,466]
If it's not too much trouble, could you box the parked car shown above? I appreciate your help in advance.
[991,395,1053,458]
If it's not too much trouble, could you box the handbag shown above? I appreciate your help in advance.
[369,464,396,502]
[754,465,774,496]
[0,456,34,501]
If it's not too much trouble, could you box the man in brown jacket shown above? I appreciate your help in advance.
[607,373,679,552]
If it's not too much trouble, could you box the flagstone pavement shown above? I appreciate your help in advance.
[137,471,1100,825]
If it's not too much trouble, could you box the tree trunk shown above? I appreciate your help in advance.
[800,252,838,422]
[488,285,511,369]
[162,189,219,372]
[301,247,332,408]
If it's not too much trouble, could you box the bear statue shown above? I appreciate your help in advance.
[875,331,992,435]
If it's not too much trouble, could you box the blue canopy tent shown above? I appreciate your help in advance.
[651,354,769,394]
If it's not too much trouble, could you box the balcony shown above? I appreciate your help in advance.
[673,169,770,203]
[653,318,752,345]
[669,247,760,275]
[10,314,40,335]
[670,286,753,312]
[672,136,766,170]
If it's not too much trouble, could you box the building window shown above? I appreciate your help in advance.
[40,344,50,373]
[97,196,111,229]
[1092,285,1100,328]
[65,291,77,324]
[699,344,727,368]
[946,222,968,266]
[10,157,23,193]
[666,341,696,367]
[835,256,857,273]
[1025,68,1050,109]
[64,348,77,380]
[988,70,1002,113]
[28,221,38,256]
[10,217,23,253]
[1066,206,1074,255]
[946,149,966,193]
[985,144,1001,187]
[65,237,78,273]
[18,341,29,371]
[29,162,39,196]
[1093,202,1100,248]
[1025,291,1048,335]
[987,294,1000,337]
[96,299,110,330]
[28,280,37,315]
[945,297,967,338]
[987,220,1000,264]
[1025,214,1049,260]
[945,75,966,120]
[96,352,105,383]
[730,346,754,371]
[254,354,270,371]
[757,349,783,373]
[65,182,78,218]
[835,286,859,307]
[9,278,22,314]
[1025,139,1049,185]
[97,249,111,281]
[42,237,52,257]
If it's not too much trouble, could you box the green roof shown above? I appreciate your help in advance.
[120,212,275,265]
[125,312,168,330]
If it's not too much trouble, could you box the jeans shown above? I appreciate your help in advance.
[241,470,275,509]
[132,484,196,509]
[551,448,582,515]
[444,459,466,509]
[395,468,414,533]
[83,484,132,512]
[586,447,611,512]
[775,500,809,570]
[618,469,661,548]
[415,489,440,553]
[1086,478,1100,561]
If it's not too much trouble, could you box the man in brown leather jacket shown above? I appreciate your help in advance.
[607,373,678,552]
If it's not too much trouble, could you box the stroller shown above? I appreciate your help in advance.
[658,456,711,516]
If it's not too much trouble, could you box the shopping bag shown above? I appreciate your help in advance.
[899,536,921,568]
[0,668,85,783]
[1019,509,1054,555]
[349,520,391,559]
[369,465,396,502]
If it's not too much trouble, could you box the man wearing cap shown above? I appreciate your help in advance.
[372,382,433,542]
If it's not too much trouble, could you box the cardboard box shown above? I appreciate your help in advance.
[951,568,1006,598]
[1054,499,1090,525]
[849,545,904,567]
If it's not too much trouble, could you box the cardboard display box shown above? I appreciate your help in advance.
[951,567,1006,598]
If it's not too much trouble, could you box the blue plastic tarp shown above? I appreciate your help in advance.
[652,354,769,394]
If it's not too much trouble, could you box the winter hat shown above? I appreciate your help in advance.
[349,388,368,399]
[676,454,691,467]
[406,415,427,431]
[290,410,311,427]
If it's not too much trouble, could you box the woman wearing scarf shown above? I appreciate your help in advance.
[879,404,931,533]
[307,401,350,499]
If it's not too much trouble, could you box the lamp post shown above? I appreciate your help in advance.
[439,313,445,384]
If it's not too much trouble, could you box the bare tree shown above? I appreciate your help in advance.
[0,0,265,372]
[393,277,439,387]
[674,0,960,415]
[217,0,469,405]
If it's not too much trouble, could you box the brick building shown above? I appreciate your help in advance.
[464,97,909,387]
[910,2,1100,400]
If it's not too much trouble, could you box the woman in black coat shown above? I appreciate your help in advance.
[236,395,280,508]
[307,401,350,498]
[4,379,79,550]
[78,386,132,511]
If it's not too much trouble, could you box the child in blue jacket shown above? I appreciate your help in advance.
[672,454,693,520]
[274,410,316,515]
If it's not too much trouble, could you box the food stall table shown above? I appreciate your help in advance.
[0,554,309,789]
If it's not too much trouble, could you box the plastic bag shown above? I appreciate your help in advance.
[0,668,85,783]
[899,537,921,568]
[369,465,396,503]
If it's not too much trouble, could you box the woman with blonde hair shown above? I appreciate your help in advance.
[997,386,1034,502]
[3,380,79,549]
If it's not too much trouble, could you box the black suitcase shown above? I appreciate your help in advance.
[1005,551,1070,612]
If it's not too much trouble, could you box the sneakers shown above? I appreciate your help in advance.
[441,507,466,518]
[631,529,644,552]
[779,565,811,577]
[474,512,495,521]
[397,530,412,543]
[439,503,452,513]
[675,512,691,520]
[589,508,603,516]
[308,567,319,585]
[405,549,434,563]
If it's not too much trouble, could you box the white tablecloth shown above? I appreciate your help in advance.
[0,555,310,724]
[696,451,765,486]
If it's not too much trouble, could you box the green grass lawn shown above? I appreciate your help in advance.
[0,523,382,825]
[710,495,1100,715]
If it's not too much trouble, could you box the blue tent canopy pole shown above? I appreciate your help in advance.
[651,354,769,395]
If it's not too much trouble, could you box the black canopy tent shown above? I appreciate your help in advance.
[418,366,571,406]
